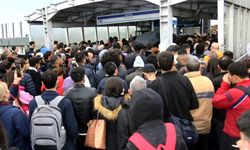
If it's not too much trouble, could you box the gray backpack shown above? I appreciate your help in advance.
[31,96,66,150]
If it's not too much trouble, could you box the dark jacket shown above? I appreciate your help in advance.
[124,53,146,70]
[0,103,31,150]
[75,64,97,88]
[65,84,96,133]
[94,95,123,150]
[26,69,42,95]
[96,66,127,84]
[149,71,199,121]
[125,89,187,150]
[19,73,37,96]
[29,90,78,150]
[125,68,143,85]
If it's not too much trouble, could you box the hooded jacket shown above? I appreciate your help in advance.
[94,95,123,150]
[126,89,187,150]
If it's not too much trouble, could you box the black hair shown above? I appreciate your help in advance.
[29,57,40,67]
[101,50,121,67]
[196,43,205,55]
[146,54,158,69]
[11,46,16,51]
[178,49,187,55]
[54,41,58,45]
[104,77,123,98]
[15,58,26,68]
[181,43,191,50]
[237,110,250,140]
[132,42,144,53]
[113,42,121,49]
[70,67,85,83]
[157,51,174,71]
[228,62,249,78]
[223,51,234,60]
[207,57,220,78]
[186,60,200,72]
[75,51,87,63]
[41,70,57,89]
[104,62,117,77]
[219,56,233,71]
[29,41,35,46]
[44,51,52,60]
[171,45,181,53]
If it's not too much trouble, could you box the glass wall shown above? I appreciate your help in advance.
[69,27,83,43]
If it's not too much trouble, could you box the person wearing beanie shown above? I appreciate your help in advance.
[126,88,187,150]
[125,56,145,84]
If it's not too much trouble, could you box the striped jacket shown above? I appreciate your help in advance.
[185,71,214,134]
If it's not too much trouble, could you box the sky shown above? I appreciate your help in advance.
[0,0,61,38]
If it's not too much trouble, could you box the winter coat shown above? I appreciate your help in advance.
[19,73,37,96]
[26,69,42,95]
[93,95,123,150]
[96,66,127,84]
[98,77,128,94]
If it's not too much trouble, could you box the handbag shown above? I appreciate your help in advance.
[170,114,198,145]
[84,113,106,149]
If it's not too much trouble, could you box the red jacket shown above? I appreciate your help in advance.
[213,80,250,138]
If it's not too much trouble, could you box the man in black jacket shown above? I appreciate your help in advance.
[65,67,96,150]
[26,57,42,95]
[149,51,199,122]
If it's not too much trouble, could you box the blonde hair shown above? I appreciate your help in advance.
[0,82,7,101]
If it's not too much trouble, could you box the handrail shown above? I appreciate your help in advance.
[235,53,248,62]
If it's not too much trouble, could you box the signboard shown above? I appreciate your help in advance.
[97,10,160,25]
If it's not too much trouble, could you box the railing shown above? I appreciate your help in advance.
[235,53,248,62]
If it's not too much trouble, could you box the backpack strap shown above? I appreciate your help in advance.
[129,133,156,150]
[163,123,176,150]
[35,96,46,106]
[50,96,64,107]
[231,86,250,109]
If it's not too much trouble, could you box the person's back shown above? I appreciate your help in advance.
[29,71,78,150]
[26,57,41,95]
[149,51,199,121]
[0,81,31,150]
[126,88,187,150]
[94,77,124,150]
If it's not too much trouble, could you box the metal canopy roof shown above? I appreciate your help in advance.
[26,0,217,28]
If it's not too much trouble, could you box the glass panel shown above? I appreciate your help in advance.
[128,26,136,37]
[84,27,96,42]
[109,26,118,37]
[69,27,83,44]
[119,26,128,40]
[30,25,45,48]
[52,28,67,44]
[97,27,108,42]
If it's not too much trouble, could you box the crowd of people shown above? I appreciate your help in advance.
[0,34,250,150]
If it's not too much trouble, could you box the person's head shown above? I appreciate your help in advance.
[65,47,72,54]
[223,51,234,60]
[29,57,40,69]
[104,61,118,77]
[196,43,205,55]
[53,67,64,77]
[143,63,157,80]
[129,76,146,95]
[70,67,85,84]
[75,51,87,64]
[242,59,250,73]
[157,51,174,72]
[104,77,123,98]
[237,110,250,150]
[57,43,63,51]
[146,54,158,69]
[0,82,10,102]
[207,57,220,78]
[101,50,121,68]
[50,55,62,67]
[29,41,35,48]
[186,60,200,72]
[41,70,58,89]
[128,88,163,133]
[228,62,249,84]
[171,45,181,54]
[44,51,52,60]
[132,42,144,53]
[181,43,191,54]
[87,49,95,63]
[211,42,219,52]
[218,56,233,71]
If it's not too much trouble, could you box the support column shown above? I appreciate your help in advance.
[117,26,120,40]
[1,24,4,38]
[107,26,110,40]
[217,0,225,51]
[95,26,98,41]
[43,7,53,48]
[12,22,15,38]
[5,23,8,39]
[65,27,70,46]
[151,21,154,31]
[160,0,173,51]
[82,27,85,41]
[227,4,234,52]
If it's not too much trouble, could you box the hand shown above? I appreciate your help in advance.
[223,73,230,84]
[13,70,23,85]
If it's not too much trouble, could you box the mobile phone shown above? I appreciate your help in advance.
[16,64,22,77]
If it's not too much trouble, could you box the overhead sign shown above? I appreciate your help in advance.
[97,10,160,25]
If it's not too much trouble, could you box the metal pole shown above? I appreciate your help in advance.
[127,26,129,40]
[82,27,85,41]
[65,27,70,46]
[95,26,98,41]
[5,23,8,39]
[12,22,15,38]
[107,26,110,40]
[1,24,4,38]
[20,22,23,37]
[217,0,225,51]
[117,26,120,40]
